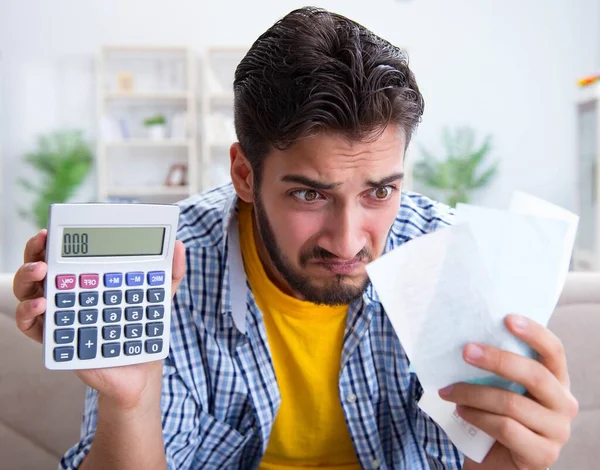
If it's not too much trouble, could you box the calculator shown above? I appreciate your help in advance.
[42,203,180,370]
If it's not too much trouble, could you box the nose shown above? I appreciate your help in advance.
[318,206,367,261]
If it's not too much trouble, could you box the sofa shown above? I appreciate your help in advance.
[0,271,599,469]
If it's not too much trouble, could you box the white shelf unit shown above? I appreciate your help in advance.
[199,47,248,190]
[573,81,600,271]
[96,46,199,202]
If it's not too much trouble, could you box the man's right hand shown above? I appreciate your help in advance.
[13,229,186,411]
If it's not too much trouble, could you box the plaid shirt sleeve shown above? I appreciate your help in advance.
[412,374,464,469]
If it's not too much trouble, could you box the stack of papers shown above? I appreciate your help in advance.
[366,191,579,463]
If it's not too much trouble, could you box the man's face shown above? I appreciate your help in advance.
[251,126,405,305]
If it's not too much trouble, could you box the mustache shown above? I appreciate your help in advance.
[300,246,372,265]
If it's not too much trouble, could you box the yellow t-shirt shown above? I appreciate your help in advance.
[238,202,361,470]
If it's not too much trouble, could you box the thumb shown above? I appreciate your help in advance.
[170,240,186,297]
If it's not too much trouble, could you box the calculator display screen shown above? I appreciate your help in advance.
[61,227,166,257]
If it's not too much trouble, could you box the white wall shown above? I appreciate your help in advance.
[1,0,599,272]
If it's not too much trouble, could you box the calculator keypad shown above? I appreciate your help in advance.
[50,270,166,364]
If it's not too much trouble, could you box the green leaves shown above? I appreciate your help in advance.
[18,130,93,229]
[413,127,498,207]
[143,114,166,126]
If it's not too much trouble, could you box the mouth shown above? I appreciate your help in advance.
[313,259,364,275]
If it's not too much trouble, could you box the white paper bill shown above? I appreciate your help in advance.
[366,191,578,463]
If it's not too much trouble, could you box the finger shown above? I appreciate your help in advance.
[505,314,570,388]
[439,382,568,442]
[170,240,185,297]
[456,405,561,469]
[463,342,570,413]
[15,297,47,343]
[23,229,47,263]
[13,260,48,301]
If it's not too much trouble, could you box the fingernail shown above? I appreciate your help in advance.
[27,262,37,271]
[465,344,484,362]
[439,385,454,397]
[30,298,39,309]
[511,314,528,332]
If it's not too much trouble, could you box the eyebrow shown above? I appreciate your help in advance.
[281,172,404,190]
[365,172,405,188]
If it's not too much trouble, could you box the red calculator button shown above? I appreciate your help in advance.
[56,275,76,290]
[80,274,99,289]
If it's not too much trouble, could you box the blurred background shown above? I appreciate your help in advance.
[1,0,599,272]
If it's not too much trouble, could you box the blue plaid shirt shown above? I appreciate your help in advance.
[60,183,464,470]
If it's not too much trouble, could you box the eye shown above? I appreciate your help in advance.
[291,189,324,202]
[370,185,395,200]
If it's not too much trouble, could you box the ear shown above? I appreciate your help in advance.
[230,143,254,203]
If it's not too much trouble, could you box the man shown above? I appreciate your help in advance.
[14,7,577,470]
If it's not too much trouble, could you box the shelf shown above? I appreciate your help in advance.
[106,186,190,197]
[104,91,190,101]
[105,139,192,148]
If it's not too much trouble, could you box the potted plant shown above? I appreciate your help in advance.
[143,114,167,141]
[412,126,499,207]
[18,130,93,229]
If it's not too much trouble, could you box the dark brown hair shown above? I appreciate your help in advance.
[233,6,424,176]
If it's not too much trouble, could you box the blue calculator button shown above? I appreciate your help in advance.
[79,291,99,307]
[125,289,144,304]
[55,310,75,326]
[54,346,74,362]
[55,293,76,308]
[146,322,164,337]
[125,306,143,321]
[79,309,98,325]
[103,308,122,323]
[125,323,143,339]
[77,327,98,360]
[147,288,165,303]
[146,339,163,354]
[103,325,121,341]
[103,290,123,305]
[54,328,75,344]
[146,305,165,320]
[147,271,165,286]
[124,341,143,356]
[102,342,120,358]
[126,272,144,286]
[104,273,123,287]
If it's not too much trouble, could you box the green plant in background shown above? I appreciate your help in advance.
[143,114,166,126]
[413,126,499,207]
[18,130,93,229]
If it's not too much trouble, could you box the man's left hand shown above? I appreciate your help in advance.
[438,314,579,470]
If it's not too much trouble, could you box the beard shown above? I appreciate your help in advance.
[252,195,373,306]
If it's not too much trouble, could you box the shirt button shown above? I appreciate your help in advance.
[345,393,357,403]
[371,459,380,469]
